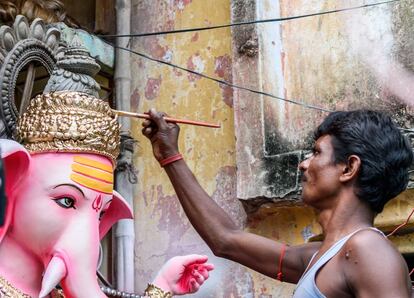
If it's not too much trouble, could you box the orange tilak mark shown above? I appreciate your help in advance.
[72,163,113,184]
[73,156,112,173]
[70,173,113,194]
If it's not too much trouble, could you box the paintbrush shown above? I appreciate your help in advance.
[112,109,221,128]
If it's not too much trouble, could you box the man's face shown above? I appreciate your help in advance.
[299,135,345,208]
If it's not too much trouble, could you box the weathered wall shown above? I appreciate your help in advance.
[233,0,414,295]
[129,0,414,297]
[129,1,248,296]
[235,0,414,202]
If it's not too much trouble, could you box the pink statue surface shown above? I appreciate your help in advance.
[0,139,213,297]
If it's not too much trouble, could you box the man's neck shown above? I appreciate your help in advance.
[0,234,43,297]
[317,192,375,243]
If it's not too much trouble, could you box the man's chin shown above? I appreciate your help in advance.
[301,193,312,205]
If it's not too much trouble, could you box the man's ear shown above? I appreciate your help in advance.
[339,155,361,183]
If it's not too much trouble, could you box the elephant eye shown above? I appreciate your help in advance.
[54,197,76,209]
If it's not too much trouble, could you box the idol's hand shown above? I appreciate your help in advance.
[142,108,180,162]
[152,254,214,295]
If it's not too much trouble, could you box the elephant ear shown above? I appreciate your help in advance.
[0,139,31,242]
[99,190,133,239]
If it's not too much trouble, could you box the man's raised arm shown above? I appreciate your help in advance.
[141,109,319,283]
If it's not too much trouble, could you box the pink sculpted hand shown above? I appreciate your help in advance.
[152,254,214,295]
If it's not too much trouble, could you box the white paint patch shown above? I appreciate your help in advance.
[176,0,185,11]
[301,225,315,242]
[256,0,287,156]
[345,4,394,61]
[191,55,205,73]
[162,49,173,62]
[344,4,414,107]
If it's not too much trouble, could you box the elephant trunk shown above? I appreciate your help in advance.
[40,214,108,298]
[39,256,67,297]
[40,251,107,298]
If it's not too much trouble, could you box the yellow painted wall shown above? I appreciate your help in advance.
[130,1,245,296]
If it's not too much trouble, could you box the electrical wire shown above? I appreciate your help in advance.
[114,45,414,134]
[115,45,333,113]
[100,0,399,38]
[387,208,414,237]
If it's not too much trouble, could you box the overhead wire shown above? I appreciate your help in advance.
[107,0,411,126]
[114,45,333,113]
[99,0,399,38]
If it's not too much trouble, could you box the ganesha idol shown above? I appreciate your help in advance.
[0,90,213,297]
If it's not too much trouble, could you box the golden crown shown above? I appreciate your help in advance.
[16,91,120,163]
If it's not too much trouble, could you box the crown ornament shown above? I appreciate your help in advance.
[17,91,120,162]
[16,38,120,163]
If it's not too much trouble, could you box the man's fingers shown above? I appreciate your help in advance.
[148,108,169,131]
[142,126,153,137]
[142,119,152,127]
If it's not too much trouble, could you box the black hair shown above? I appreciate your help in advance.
[315,110,413,213]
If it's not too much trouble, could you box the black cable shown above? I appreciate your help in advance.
[115,45,333,113]
[100,0,399,38]
[114,45,414,133]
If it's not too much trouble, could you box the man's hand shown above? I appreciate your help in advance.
[141,108,180,161]
[152,254,214,295]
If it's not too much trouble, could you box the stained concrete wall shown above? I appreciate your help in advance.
[129,1,249,296]
[235,0,414,202]
[129,1,414,297]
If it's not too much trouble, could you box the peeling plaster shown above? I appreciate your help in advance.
[144,76,162,100]
[174,0,192,11]
[143,37,170,60]
[191,32,199,42]
[214,54,233,107]
[130,88,140,111]
[186,53,205,81]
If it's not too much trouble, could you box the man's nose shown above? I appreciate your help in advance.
[299,158,310,172]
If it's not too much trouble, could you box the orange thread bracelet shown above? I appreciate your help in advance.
[160,153,183,167]
[277,243,286,282]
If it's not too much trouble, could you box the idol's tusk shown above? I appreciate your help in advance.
[112,109,221,128]
[39,256,67,298]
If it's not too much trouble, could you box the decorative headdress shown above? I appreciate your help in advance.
[16,40,120,163]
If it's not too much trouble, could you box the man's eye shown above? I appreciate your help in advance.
[54,197,76,209]
[304,150,313,159]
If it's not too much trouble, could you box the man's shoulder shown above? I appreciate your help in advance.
[342,228,400,260]
[340,228,407,277]
[339,228,411,296]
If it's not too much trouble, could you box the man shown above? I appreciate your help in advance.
[142,109,413,297]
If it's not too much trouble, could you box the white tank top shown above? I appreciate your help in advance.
[292,227,385,298]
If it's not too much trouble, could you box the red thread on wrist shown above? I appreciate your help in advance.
[160,153,183,167]
[277,243,286,282]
